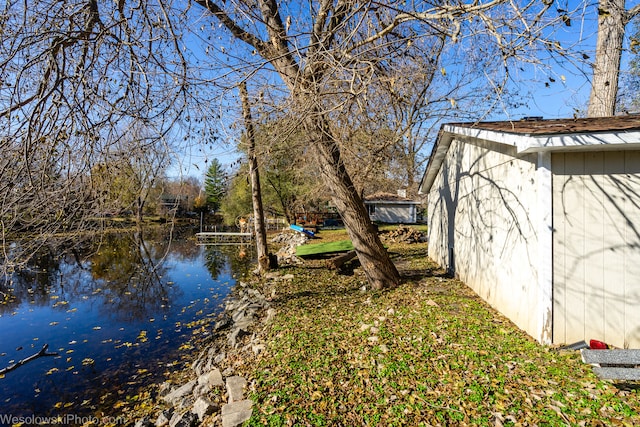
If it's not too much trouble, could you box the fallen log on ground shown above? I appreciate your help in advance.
[0,344,59,376]
[325,250,357,270]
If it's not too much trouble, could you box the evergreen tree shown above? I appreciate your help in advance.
[204,159,227,213]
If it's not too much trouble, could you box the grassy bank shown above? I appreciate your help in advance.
[238,228,639,426]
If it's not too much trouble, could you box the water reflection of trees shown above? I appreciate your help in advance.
[0,244,69,309]
[204,244,256,281]
[88,229,179,322]
[0,227,210,320]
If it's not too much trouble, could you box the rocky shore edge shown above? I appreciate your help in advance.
[130,272,291,427]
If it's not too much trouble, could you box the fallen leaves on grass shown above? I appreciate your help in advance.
[243,237,640,426]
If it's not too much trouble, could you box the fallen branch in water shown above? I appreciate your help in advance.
[0,344,59,376]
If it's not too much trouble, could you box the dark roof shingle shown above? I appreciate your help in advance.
[448,115,640,135]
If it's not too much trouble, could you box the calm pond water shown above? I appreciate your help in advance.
[0,227,254,422]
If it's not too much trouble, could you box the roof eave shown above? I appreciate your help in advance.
[419,125,640,195]
[363,200,421,205]
[418,128,453,195]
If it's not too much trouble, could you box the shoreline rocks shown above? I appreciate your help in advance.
[134,276,281,427]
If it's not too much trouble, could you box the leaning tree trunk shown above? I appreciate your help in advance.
[305,110,401,290]
[588,0,627,117]
[239,81,273,272]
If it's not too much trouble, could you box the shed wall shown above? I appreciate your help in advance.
[427,137,546,340]
[552,151,640,348]
[369,204,416,223]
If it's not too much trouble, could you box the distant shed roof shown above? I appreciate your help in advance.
[419,115,640,195]
[363,192,420,204]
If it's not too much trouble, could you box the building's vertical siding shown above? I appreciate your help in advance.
[552,151,640,348]
[375,205,414,223]
[551,154,568,342]
[427,137,546,340]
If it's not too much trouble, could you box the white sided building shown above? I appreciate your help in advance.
[363,192,421,224]
[419,116,640,348]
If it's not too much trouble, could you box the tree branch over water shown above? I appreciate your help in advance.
[0,344,59,376]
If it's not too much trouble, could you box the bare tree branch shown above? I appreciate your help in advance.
[0,344,59,376]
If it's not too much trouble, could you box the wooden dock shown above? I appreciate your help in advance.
[195,232,253,244]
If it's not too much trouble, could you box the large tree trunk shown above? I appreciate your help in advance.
[239,81,273,272]
[588,0,627,117]
[305,110,401,290]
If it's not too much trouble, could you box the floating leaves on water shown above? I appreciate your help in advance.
[137,331,148,343]
[178,343,193,351]
[113,400,127,409]
[69,340,77,345]
[82,358,95,366]
[45,367,59,375]
[93,326,102,330]
[115,342,133,349]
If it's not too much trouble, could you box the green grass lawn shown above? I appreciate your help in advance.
[295,239,354,257]
[242,228,640,426]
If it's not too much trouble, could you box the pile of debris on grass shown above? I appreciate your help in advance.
[271,230,308,265]
[380,225,427,244]
[270,230,309,246]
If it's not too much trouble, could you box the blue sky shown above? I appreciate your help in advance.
[172,0,638,180]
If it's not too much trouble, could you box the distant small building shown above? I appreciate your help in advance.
[160,194,189,214]
[363,192,421,224]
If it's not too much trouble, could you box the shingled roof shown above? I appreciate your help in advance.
[448,115,640,135]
